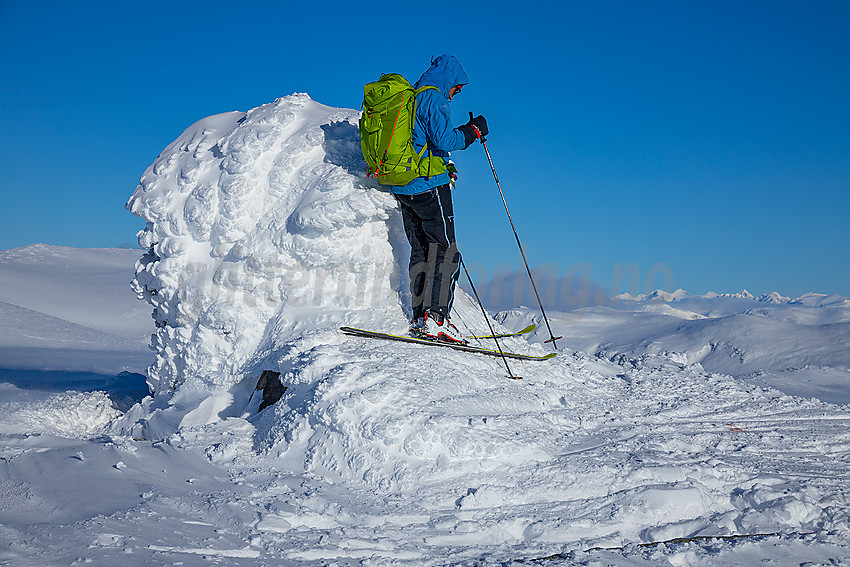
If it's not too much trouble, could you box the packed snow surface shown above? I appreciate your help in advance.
[0,244,151,374]
[1,94,849,565]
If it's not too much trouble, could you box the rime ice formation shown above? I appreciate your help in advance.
[126,94,449,394]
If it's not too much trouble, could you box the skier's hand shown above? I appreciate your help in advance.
[459,115,488,148]
[469,115,488,137]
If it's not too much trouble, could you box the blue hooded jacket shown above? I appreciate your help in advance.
[392,55,470,195]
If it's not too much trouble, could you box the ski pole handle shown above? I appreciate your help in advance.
[468,111,485,143]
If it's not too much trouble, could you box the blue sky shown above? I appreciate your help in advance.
[1,0,848,298]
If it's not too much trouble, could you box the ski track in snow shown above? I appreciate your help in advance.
[1,94,849,566]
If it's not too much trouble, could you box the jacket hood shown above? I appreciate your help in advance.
[415,54,469,96]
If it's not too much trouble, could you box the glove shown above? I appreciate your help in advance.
[458,115,488,148]
[469,115,488,137]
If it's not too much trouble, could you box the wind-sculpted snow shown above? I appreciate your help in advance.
[126,94,417,394]
[0,385,120,438]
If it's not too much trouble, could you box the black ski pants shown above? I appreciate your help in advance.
[395,184,461,320]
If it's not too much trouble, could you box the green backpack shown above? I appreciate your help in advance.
[360,73,447,186]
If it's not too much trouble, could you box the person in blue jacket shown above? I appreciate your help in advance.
[393,54,487,343]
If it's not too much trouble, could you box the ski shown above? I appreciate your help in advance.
[469,323,536,340]
[339,326,556,362]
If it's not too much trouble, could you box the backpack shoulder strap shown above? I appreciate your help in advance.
[410,86,442,177]
[413,85,439,95]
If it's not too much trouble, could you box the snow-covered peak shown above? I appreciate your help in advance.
[613,289,689,302]
[757,291,791,304]
[703,289,755,300]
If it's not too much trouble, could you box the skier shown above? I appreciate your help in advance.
[392,54,488,343]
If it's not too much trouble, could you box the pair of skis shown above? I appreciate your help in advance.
[339,323,556,363]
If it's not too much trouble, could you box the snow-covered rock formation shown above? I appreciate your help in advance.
[127,94,429,394]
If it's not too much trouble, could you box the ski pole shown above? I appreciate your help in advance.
[460,257,519,379]
[469,112,562,349]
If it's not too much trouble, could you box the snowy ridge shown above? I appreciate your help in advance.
[614,288,690,302]
[614,288,837,305]
[0,244,151,340]
[0,244,151,375]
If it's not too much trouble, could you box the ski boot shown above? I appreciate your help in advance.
[423,309,465,344]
